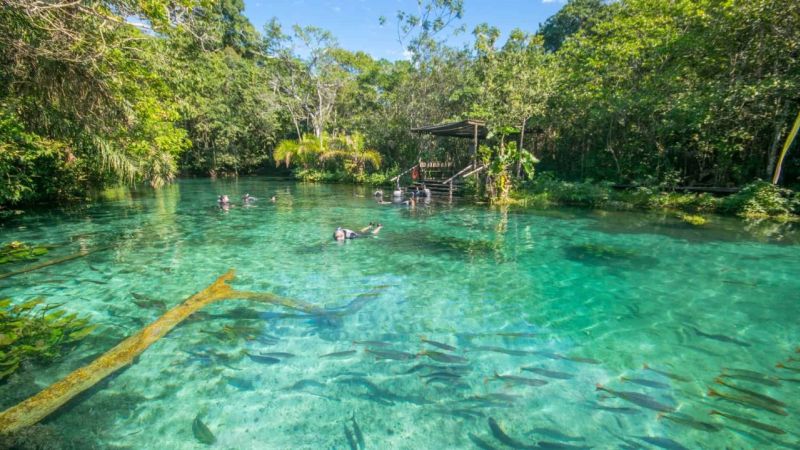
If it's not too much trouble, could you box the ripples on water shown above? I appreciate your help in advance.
[0,179,798,449]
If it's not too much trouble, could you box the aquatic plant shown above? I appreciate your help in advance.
[0,297,94,380]
[676,213,708,226]
[0,242,48,265]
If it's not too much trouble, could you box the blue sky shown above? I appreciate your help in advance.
[242,0,566,60]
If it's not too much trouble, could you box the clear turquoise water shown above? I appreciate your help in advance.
[0,178,799,449]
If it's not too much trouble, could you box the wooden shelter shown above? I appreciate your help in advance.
[391,120,488,197]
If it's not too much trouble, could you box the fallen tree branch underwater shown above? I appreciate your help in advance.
[0,245,112,280]
[0,269,325,433]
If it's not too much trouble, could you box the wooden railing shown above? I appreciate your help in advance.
[389,163,419,185]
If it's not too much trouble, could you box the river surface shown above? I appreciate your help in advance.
[0,178,798,449]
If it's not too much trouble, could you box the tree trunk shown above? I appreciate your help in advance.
[515,117,527,178]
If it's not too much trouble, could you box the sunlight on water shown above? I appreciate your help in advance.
[0,178,798,449]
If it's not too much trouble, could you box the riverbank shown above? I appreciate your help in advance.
[510,176,799,223]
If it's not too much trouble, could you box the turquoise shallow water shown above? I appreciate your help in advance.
[0,178,799,449]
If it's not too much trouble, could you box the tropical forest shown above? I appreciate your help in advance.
[0,0,799,448]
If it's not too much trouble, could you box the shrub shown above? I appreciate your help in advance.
[720,181,799,218]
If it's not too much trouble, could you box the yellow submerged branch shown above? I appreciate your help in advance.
[0,269,317,434]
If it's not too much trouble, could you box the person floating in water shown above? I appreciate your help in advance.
[218,195,231,211]
[242,193,256,203]
[270,195,277,203]
[333,223,382,241]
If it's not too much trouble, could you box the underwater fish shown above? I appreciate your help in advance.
[491,372,548,387]
[471,346,533,356]
[420,336,457,351]
[643,364,690,382]
[422,371,462,379]
[535,442,592,450]
[620,376,670,390]
[714,377,786,407]
[521,367,573,380]
[285,379,326,391]
[688,326,750,347]
[365,348,416,360]
[419,350,468,364]
[775,363,800,373]
[707,388,787,416]
[82,278,107,285]
[658,413,722,432]
[258,352,295,358]
[344,423,358,450]
[488,417,537,449]
[595,385,675,413]
[426,376,467,387]
[226,377,255,391]
[404,363,471,374]
[719,368,780,387]
[353,340,391,347]
[320,350,357,358]
[469,433,500,450]
[534,351,599,364]
[133,299,167,310]
[591,404,641,415]
[356,393,395,406]
[709,410,785,435]
[351,413,365,449]
[636,435,689,450]
[247,353,281,364]
[563,356,600,365]
[192,415,216,445]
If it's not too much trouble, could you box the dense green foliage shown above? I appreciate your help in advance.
[1,0,798,216]
[0,297,94,380]
[518,175,799,219]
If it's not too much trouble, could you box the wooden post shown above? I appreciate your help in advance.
[472,123,479,169]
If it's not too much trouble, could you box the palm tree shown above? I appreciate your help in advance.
[320,132,381,176]
[273,133,324,169]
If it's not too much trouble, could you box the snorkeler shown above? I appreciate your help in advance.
[333,223,382,241]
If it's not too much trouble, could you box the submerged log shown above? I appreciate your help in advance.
[0,269,320,433]
[0,246,111,280]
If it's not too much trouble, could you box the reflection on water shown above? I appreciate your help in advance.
[0,178,798,449]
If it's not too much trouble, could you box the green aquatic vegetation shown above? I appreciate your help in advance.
[676,213,708,226]
[0,297,95,380]
[0,242,49,265]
